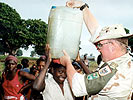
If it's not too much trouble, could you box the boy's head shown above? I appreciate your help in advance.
[50,59,67,84]
[21,58,29,68]
[36,58,46,71]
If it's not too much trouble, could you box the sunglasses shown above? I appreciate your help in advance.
[95,42,112,49]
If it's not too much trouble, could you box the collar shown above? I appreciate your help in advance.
[99,53,132,69]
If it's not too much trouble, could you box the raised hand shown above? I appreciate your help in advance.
[66,0,84,8]
[60,50,71,67]
[45,44,51,63]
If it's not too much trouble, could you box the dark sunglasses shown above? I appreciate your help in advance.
[95,42,112,49]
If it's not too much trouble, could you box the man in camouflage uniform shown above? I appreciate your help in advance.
[60,0,133,100]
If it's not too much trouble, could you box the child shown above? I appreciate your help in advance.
[33,59,75,100]
[30,57,51,100]
[21,58,30,73]
[36,57,52,79]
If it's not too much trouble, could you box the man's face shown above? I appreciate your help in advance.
[53,67,67,84]
[95,40,113,62]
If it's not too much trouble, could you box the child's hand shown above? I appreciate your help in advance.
[45,44,51,65]
[45,44,51,61]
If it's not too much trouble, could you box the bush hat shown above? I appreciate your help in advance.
[92,24,133,43]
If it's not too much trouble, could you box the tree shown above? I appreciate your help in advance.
[16,49,23,56]
[0,2,24,55]
[128,37,133,52]
[24,19,48,55]
[30,50,36,57]
[0,39,5,55]
[125,28,133,52]
[0,2,48,55]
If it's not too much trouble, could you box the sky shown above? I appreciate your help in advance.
[1,0,133,58]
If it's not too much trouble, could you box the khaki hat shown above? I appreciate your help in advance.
[92,24,133,43]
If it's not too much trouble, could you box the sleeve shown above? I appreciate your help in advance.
[84,66,117,95]
[72,73,88,97]
[131,68,133,91]
[72,64,117,96]
[89,26,102,43]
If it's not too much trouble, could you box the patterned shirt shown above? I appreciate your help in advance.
[72,53,133,100]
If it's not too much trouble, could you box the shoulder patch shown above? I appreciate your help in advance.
[87,72,99,80]
[99,65,112,76]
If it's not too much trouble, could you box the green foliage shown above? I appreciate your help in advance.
[30,50,36,57]
[0,2,24,55]
[16,49,23,56]
[128,37,133,46]
[0,62,4,76]
[34,45,45,55]
[24,19,48,55]
[124,28,130,34]
[0,55,7,60]
[0,2,48,56]
[124,28,133,52]
[129,37,133,52]
[125,28,133,46]
[0,3,21,35]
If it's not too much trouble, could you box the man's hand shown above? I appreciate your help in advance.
[66,0,85,8]
[60,50,71,67]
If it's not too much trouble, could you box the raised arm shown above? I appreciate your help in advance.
[75,52,91,74]
[33,44,51,92]
[77,60,92,74]
[66,0,99,35]
[33,60,50,91]
[60,50,77,88]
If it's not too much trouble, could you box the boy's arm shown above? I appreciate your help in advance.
[33,44,51,92]
[33,61,50,91]
[75,52,92,74]
[77,60,92,74]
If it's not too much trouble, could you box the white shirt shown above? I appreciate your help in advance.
[42,77,74,100]
[45,72,53,79]
[72,53,133,100]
